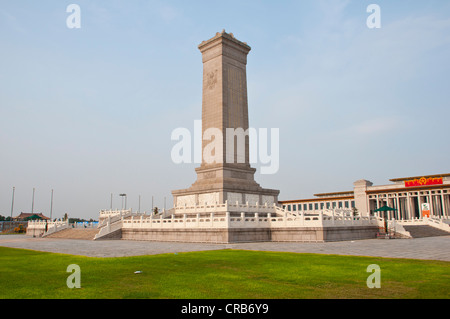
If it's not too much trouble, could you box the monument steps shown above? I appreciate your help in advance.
[402,225,450,238]
[45,228,99,240]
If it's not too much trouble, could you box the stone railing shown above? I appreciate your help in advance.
[43,220,69,236]
[98,209,133,228]
[98,209,132,224]
[94,218,123,240]
[174,201,279,215]
[160,208,175,219]
[426,217,450,232]
[396,216,450,233]
[122,211,379,230]
[26,220,69,237]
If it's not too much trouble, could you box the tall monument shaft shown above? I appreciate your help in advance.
[199,31,251,167]
[172,31,279,208]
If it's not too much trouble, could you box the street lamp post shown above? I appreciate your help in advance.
[50,189,54,221]
[31,188,35,215]
[138,195,141,213]
[119,194,127,210]
[10,187,15,231]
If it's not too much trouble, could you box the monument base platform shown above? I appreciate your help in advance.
[121,226,379,243]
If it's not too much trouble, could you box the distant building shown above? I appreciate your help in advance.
[280,173,450,220]
[14,213,50,221]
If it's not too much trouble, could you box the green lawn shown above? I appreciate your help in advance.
[0,247,448,299]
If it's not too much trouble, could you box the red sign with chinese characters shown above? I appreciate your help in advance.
[405,177,443,187]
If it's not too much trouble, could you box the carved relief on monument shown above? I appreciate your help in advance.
[199,192,219,205]
[245,194,260,205]
[262,195,275,205]
[176,195,196,207]
[227,192,243,204]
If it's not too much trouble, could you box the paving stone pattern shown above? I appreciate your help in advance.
[0,235,449,261]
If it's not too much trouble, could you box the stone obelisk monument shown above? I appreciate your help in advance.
[172,30,279,209]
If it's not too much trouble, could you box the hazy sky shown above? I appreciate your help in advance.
[1,0,449,220]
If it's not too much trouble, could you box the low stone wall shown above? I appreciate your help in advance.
[95,229,122,240]
[323,226,379,242]
[26,228,46,237]
[228,228,271,243]
[271,227,325,242]
[122,225,379,243]
[122,228,230,243]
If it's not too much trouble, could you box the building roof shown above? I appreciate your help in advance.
[280,173,449,204]
[389,173,450,182]
[313,191,354,197]
[14,213,50,220]
[279,195,354,204]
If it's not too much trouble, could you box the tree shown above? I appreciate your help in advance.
[153,207,159,215]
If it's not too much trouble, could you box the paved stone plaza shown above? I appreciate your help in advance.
[0,235,449,261]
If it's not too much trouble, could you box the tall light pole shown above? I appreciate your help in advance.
[119,194,127,210]
[110,193,113,210]
[31,188,35,214]
[50,189,54,220]
[10,187,15,231]
[138,195,141,213]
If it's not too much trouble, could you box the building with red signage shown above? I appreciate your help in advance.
[279,173,450,221]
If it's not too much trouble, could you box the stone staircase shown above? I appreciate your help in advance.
[45,228,99,240]
[402,225,450,238]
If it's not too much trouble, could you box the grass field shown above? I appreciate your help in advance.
[0,246,449,299]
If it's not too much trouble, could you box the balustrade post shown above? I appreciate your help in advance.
[107,215,111,232]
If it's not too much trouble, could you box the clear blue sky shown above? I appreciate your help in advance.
[1,0,449,219]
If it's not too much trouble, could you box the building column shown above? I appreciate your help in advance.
[353,179,373,217]
[395,194,400,220]
[407,192,412,220]
[428,192,434,218]
[376,194,380,218]
[445,195,450,218]
[417,193,422,219]
[442,193,448,218]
